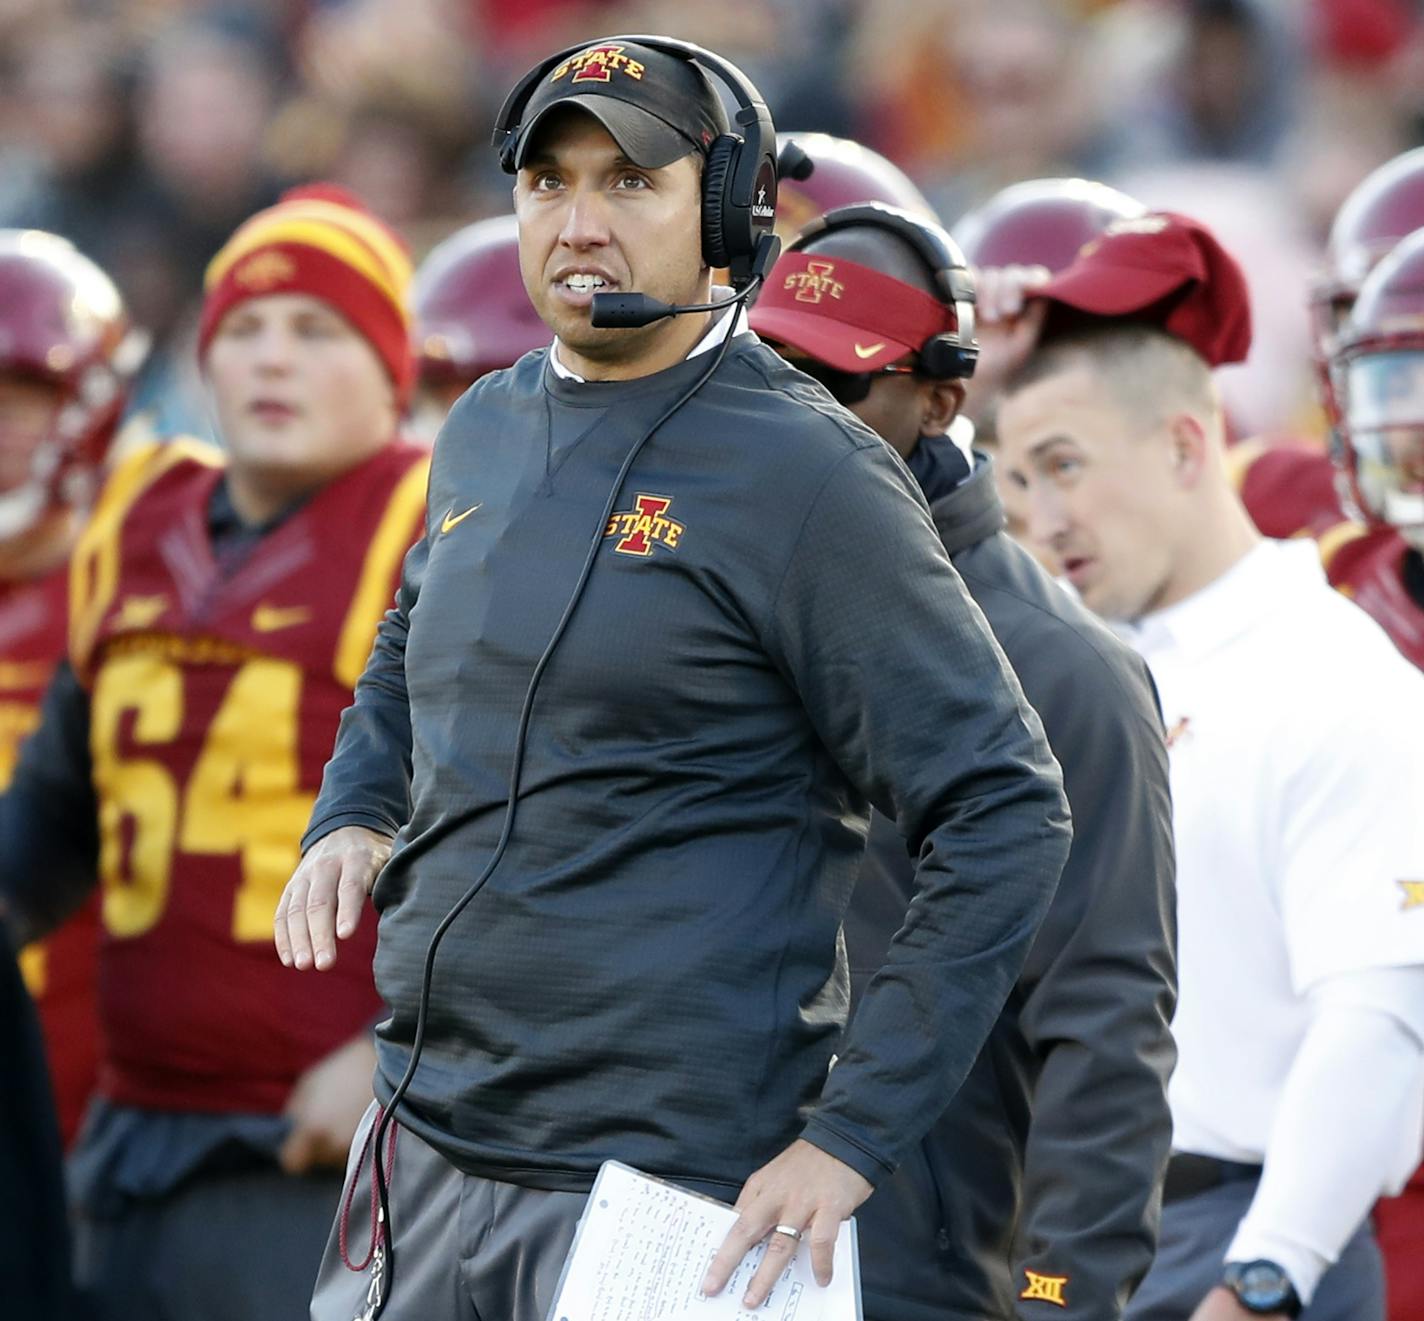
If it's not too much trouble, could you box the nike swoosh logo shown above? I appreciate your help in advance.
[252,604,312,633]
[441,504,482,534]
[853,342,887,359]
[114,594,169,630]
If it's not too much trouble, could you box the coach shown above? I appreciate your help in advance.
[275,35,1071,1321]
[752,203,1178,1320]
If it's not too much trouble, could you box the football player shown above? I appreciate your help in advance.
[1328,226,1424,1319]
[408,214,552,439]
[1230,151,1424,627]
[1324,228,1424,667]
[772,130,939,241]
[0,186,429,1321]
[0,230,146,1148]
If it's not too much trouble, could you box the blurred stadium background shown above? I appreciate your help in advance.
[2,0,1420,441]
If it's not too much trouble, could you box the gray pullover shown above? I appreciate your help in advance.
[305,339,1071,1196]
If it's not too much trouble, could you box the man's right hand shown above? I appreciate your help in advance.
[274,826,394,971]
[960,264,1050,422]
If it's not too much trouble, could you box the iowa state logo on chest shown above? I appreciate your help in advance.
[604,493,684,556]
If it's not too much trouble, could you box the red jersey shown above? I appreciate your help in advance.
[68,439,429,1114]
[3,564,101,1146]
[1231,437,1424,669]
[1227,436,1344,540]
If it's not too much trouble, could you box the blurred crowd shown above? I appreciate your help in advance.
[1,0,1423,442]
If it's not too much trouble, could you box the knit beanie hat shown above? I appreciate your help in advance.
[199,184,415,403]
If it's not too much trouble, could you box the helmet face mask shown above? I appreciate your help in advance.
[0,374,68,541]
[1339,350,1424,545]
[0,230,144,544]
[1333,225,1424,549]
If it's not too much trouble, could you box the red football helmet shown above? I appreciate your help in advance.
[949,177,1146,273]
[1311,147,1424,359]
[1333,225,1424,548]
[774,132,937,243]
[411,215,550,390]
[0,229,145,540]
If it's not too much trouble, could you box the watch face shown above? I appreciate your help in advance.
[1237,1261,1293,1310]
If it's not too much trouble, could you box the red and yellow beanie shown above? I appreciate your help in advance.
[198,184,415,403]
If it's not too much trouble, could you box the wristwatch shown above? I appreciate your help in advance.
[1222,1260,1303,1317]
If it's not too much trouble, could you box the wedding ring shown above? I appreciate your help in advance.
[772,1224,803,1241]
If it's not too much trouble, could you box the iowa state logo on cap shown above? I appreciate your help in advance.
[782,260,846,304]
[551,45,647,85]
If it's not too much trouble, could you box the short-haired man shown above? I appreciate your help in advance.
[276,37,1071,1321]
[995,214,1424,1321]
[751,203,1177,1321]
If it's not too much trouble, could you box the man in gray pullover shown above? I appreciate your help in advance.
[276,38,1070,1321]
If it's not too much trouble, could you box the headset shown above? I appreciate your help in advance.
[791,202,980,379]
[493,34,786,296]
[361,38,789,1318]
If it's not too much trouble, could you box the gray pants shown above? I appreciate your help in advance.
[1126,1176,1385,1321]
[74,1164,344,1321]
[310,1103,586,1321]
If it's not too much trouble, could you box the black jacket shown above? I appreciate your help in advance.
[305,342,1071,1197]
[0,929,74,1321]
[846,437,1177,1321]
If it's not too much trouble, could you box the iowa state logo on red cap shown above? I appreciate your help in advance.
[551,45,646,85]
[783,260,845,304]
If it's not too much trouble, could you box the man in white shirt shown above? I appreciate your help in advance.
[993,212,1424,1321]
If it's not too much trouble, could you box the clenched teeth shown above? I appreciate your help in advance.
[562,274,607,292]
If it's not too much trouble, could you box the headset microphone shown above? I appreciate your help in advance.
[591,232,781,329]
[777,138,815,183]
[591,290,739,329]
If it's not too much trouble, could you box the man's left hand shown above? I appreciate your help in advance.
[700,1139,873,1309]
[278,1031,377,1174]
[1190,1285,1289,1320]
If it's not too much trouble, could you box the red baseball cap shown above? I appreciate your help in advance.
[1031,211,1252,367]
[750,250,957,372]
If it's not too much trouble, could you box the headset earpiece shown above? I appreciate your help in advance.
[701,135,740,270]
[918,336,964,379]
